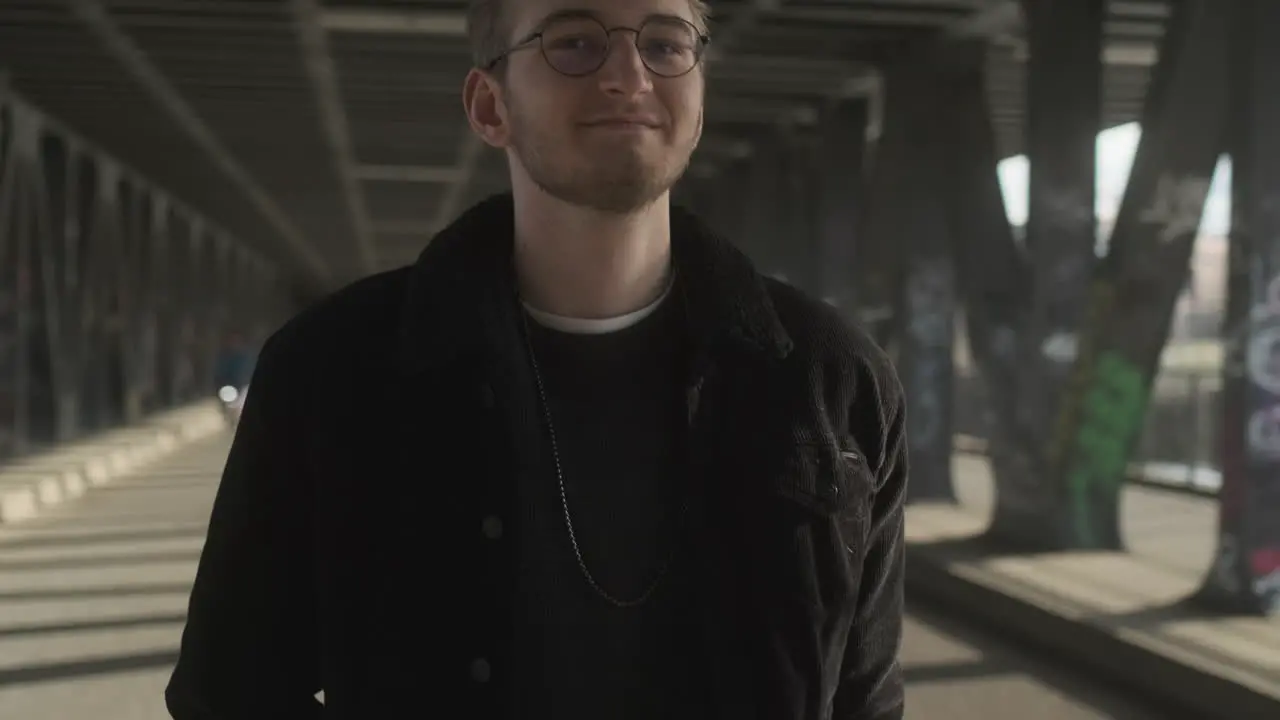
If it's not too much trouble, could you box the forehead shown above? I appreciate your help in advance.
[506,0,697,37]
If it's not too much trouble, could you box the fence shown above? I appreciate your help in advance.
[953,365,1222,496]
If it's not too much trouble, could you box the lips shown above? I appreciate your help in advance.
[581,116,662,128]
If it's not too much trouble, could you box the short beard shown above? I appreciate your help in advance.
[507,97,697,214]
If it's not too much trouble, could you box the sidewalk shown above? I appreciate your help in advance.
[905,453,1280,718]
[0,402,226,524]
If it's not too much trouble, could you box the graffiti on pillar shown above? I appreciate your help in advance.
[1211,534,1242,596]
[1039,188,1094,229]
[1243,276,1280,459]
[1252,550,1280,611]
[1208,267,1280,610]
[1064,350,1148,546]
[1048,283,1115,466]
[1138,173,1212,244]
[1049,280,1150,547]
[903,258,952,454]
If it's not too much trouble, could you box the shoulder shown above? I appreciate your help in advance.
[763,279,905,467]
[256,268,412,383]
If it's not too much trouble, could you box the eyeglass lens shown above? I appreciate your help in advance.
[540,17,703,77]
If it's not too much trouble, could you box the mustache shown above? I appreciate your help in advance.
[578,108,665,126]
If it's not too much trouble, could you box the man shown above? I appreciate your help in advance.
[165,0,907,718]
[212,331,255,400]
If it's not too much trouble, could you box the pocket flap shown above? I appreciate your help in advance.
[772,442,861,516]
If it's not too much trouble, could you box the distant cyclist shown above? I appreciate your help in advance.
[212,331,255,423]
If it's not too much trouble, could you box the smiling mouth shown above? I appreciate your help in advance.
[582,118,661,129]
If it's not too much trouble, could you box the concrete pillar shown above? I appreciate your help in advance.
[777,129,821,295]
[867,59,958,503]
[1045,0,1231,550]
[940,45,1039,538]
[1019,0,1104,463]
[742,133,787,277]
[981,0,1106,546]
[1200,0,1280,616]
[815,99,868,320]
[707,157,751,246]
[0,92,33,458]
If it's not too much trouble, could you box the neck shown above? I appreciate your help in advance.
[512,186,673,320]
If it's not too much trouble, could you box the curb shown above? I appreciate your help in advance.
[905,548,1280,720]
[0,401,228,524]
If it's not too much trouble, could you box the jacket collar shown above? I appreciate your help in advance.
[395,192,792,375]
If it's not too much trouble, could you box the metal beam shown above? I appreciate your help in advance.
[705,0,782,62]
[372,220,441,235]
[355,165,463,184]
[67,0,333,288]
[292,0,378,276]
[1010,39,1160,66]
[948,0,1024,38]
[320,7,467,36]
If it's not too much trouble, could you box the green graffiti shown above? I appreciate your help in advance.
[1066,350,1149,547]
[1048,284,1115,469]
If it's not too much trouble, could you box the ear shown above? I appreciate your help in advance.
[463,68,511,149]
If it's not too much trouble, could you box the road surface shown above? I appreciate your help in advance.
[0,433,1175,719]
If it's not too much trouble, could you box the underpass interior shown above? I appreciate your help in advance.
[0,432,1179,720]
[2,0,1278,718]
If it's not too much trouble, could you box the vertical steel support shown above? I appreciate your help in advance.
[151,199,176,408]
[88,163,123,429]
[707,157,751,246]
[942,46,1037,533]
[970,0,1106,546]
[29,118,68,442]
[870,58,959,502]
[858,68,918,350]
[0,89,289,449]
[116,180,148,422]
[169,218,194,404]
[1201,0,1280,616]
[1018,0,1105,459]
[205,232,231,387]
[780,129,821,295]
[815,99,868,319]
[746,133,790,278]
[1046,0,1232,549]
[0,88,33,458]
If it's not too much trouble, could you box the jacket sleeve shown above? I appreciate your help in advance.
[166,335,323,719]
[833,387,907,720]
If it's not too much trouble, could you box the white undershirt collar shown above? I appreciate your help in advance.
[523,273,676,335]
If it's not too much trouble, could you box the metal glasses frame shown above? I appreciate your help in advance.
[482,15,710,78]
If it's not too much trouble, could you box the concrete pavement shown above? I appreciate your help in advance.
[0,429,1188,719]
[0,402,226,524]
[0,433,226,720]
[906,453,1280,720]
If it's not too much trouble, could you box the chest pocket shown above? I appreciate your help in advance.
[751,440,873,612]
[772,441,868,518]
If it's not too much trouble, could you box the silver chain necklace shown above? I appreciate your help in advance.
[520,313,684,608]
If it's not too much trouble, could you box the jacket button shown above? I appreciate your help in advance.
[470,657,491,683]
[482,515,503,540]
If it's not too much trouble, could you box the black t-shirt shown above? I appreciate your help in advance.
[511,291,712,719]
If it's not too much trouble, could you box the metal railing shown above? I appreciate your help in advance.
[953,365,1222,497]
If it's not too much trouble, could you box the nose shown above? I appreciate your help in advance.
[596,34,653,97]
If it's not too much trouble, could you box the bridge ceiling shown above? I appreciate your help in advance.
[0,0,1170,291]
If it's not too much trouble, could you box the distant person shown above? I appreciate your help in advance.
[212,331,255,398]
[166,0,907,718]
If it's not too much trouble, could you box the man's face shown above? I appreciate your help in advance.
[471,0,705,214]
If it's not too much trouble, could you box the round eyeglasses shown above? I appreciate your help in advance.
[483,15,710,79]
